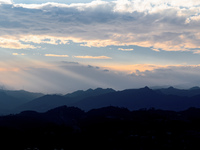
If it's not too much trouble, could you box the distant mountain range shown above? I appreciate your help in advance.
[1,89,44,102]
[65,88,115,101]
[1,86,200,114]
[155,86,200,97]
[0,90,43,114]
[16,88,116,113]
[73,86,200,111]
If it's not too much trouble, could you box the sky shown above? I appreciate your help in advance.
[0,0,200,94]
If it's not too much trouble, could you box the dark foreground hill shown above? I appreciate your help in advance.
[1,106,200,150]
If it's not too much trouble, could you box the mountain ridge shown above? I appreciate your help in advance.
[2,105,200,149]
[14,86,200,113]
[2,86,200,114]
[155,86,200,97]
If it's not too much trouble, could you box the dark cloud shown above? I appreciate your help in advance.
[103,69,109,72]
[59,61,79,65]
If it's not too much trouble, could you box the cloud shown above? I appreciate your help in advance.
[12,53,26,56]
[151,48,160,52]
[0,67,20,72]
[118,48,134,51]
[45,54,69,57]
[104,64,169,74]
[74,55,112,59]
[192,50,200,54]
[132,65,200,88]
[0,0,200,52]
[0,0,12,4]
[0,37,36,49]
[20,35,69,45]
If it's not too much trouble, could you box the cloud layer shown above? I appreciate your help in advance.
[74,55,111,59]
[0,0,12,4]
[0,0,200,52]
[0,61,200,93]
[1,0,200,93]
[45,54,69,57]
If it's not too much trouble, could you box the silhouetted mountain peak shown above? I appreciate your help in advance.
[46,105,84,115]
[189,86,200,90]
[93,87,115,92]
[19,110,39,116]
[45,105,85,124]
[135,86,154,94]
[7,86,200,115]
[86,88,93,92]
[65,88,115,102]
[167,86,175,90]
[16,94,69,113]
[140,86,151,91]
[34,94,67,102]
[48,105,68,111]
[155,86,200,97]
[124,86,152,93]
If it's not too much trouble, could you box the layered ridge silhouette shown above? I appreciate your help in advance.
[1,86,200,114]
[15,86,200,113]
[1,106,200,149]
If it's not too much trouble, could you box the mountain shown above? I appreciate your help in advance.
[65,88,115,102]
[0,89,44,101]
[15,87,200,112]
[73,87,186,111]
[3,90,44,103]
[2,106,200,149]
[0,91,26,114]
[189,86,200,90]
[16,88,116,113]
[16,95,71,112]
[0,89,44,114]
[155,86,200,97]
[73,86,200,111]
[44,105,85,125]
